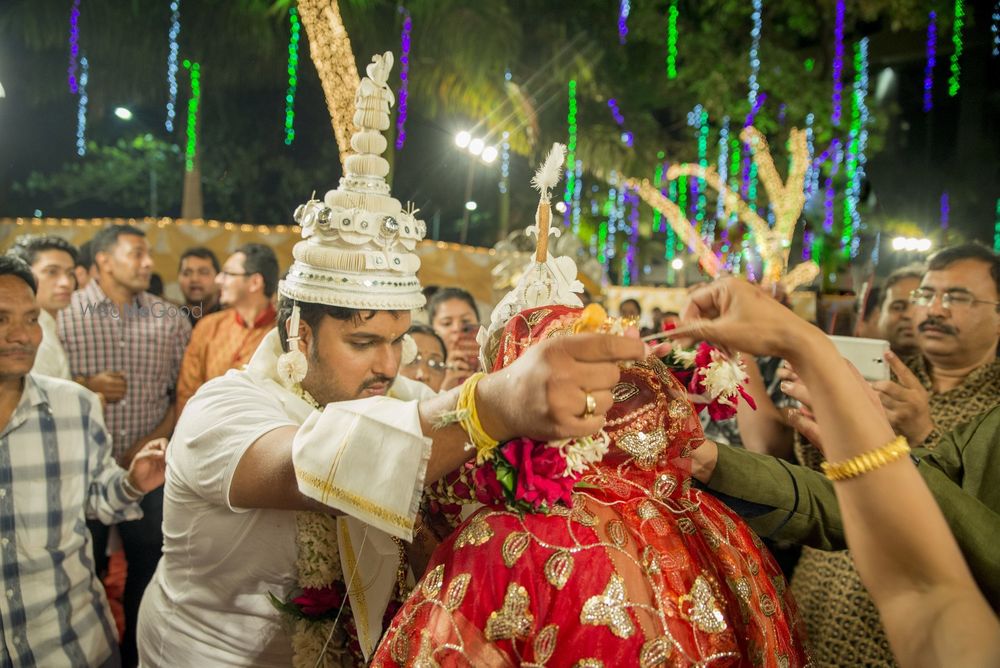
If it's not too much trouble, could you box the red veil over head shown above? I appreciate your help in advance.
[373,305,809,667]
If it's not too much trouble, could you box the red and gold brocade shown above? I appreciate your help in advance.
[373,306,809,667]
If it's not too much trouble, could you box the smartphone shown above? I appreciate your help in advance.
[828,335,891,381]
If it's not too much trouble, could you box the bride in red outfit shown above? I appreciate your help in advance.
[372,146,808,667]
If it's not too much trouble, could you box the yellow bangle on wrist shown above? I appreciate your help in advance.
[456,372,499,463]
[821,435,911,481]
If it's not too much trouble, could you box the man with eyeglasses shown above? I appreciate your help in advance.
[874,243,1000,449]
[176,244,279,414]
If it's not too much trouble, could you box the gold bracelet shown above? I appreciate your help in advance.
[821,435,911,481]
[456,372,499,463]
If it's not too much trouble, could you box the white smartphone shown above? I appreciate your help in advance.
[828,335,891,381]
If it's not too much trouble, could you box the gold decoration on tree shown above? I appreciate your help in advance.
[298,0,361,168]
[631,126,818,287]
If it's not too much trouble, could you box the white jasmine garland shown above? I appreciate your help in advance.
[549,431,611,477]
[400,334,418,366]
[671,348,698,369]
[701,350,748,407]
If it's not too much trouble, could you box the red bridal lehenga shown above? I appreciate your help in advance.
[373,305,809,667]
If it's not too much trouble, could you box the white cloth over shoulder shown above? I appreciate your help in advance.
[32,309,71,379]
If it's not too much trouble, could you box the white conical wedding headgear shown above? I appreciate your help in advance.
[279,51,427,312]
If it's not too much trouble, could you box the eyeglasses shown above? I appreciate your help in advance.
[910,289,1000,311]
[405,353,447,372]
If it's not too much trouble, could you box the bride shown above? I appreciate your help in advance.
[371,146,808,668]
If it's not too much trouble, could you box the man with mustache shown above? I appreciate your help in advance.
[0,255,166,667]
[176,247,222,328]
[854,265,922,357]
[7,234,78,379]
[58,224,191,667]
[874,243,1000,447]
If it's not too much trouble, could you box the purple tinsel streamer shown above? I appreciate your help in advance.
[924,11,937,112]
[395,11,412,150]
[832,0,845,125]
[67,0,81,93]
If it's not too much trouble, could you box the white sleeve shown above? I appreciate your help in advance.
[170,374,298,511]
[292,395,432,540]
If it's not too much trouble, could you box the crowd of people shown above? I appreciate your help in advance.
[2,50,998,668]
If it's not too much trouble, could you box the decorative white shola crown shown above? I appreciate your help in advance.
[280,51,427,311]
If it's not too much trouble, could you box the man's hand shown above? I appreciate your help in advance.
[478,333,645,443]
[84,371,127,403]
[127,438,168,494]
[873,351,935,446]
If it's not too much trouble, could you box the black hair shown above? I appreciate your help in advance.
[406,323,447,360]
[235,244,279,298]
[276,296,403,352]
[926,243,1000,297]
[179,246,220,273]
[620,298,642,315]
[0,256,38,294]
[859,284,882,321]
[427,287,478,323]
[91,224,146,256]
[148,273,165,297]
[875,264,924,310]
[76,240,95,270]
[8,234,79,267]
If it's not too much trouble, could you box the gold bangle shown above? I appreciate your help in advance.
[456,372,499,463]
[821,435,911,481]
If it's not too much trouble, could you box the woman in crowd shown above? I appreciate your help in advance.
[428,287,481,390]
[400,323,448,392]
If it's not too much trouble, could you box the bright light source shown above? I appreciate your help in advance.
[465,200,478,211]
[481,146,498,163]
[455,131,471,148]
[893,236,932,252]
[468,138,485,156]
[114,106,134,121]
[917,238,932,252]
[554,201,568,214]
[891,236,906,250]
[671,258,684,270]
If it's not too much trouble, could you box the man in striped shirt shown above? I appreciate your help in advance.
[0,255,166,667]
[58,225,190,667]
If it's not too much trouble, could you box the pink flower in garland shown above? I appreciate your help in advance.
[502,438,579,510]
[473,463,506,506]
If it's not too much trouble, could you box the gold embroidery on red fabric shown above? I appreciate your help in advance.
[445,573,472,611]
[606,519,629,548]
[611,382,640,403]
[676,517,697,535]
[455,516,494,548]
[389,624,411,663]
[617,428,668,470]
[502,531,532,567]
[580,574,635,639]
[574,661,605,668]
[641,545,662,575]
[759,593,777,617]
[652,474,677,499]
[421,564,445,598]
[485,583,534,641]
[570,495,599,527]
[637,499,662,520]
[412,630,439,668]
[678,576,727,634]
[532,624,559,665]
[639,636,673,667]
[544,550,574,590]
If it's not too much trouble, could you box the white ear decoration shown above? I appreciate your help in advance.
[277,301,308,387]
[401,333,418,366]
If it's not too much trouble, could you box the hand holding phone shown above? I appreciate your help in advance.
[827,335,891,381]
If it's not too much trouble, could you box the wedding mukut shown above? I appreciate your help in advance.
[1,2,998,667]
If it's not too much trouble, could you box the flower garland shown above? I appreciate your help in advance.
[660,327,756,420]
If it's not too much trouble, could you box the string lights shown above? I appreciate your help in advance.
[75,56,88,156]
[666,0,679,79]
[284,6,302,145]
[993,2,999,57]
[653,156,664,232]
[843,38,869,258]
[618,0,630,45]
[748,0,762,108]
[572,160,583,231]
[686,105,709,230]
[297,0,362,167]
[949,0,964,96]
[624,186,639,285]
[183,59,201,172]
[165,0,181,132]
[832,0,845,125]
[498,131,510,195]
[716,117,730,223]
[607,98,633,146]
[994,198,1000,252]
[804,113,817,197]
[940,192,949,231]
[394,8,411,150]
[924,11,937,112]
[565,80,578,227]
[67,0,81,94]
